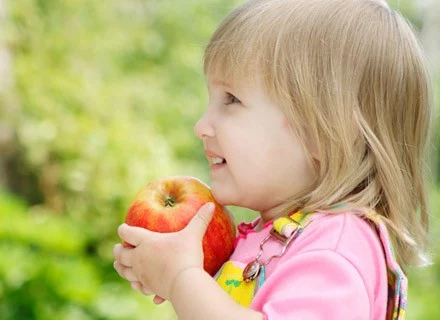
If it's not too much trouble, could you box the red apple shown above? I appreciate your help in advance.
[124,176,236,276]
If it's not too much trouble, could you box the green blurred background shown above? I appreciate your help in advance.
[0,0,438,319]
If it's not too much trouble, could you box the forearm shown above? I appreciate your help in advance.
[169,267,264,320]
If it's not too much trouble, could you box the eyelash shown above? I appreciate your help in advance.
[225,93,241,106]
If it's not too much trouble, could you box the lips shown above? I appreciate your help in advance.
[205,150,227,166]
[211,157,224,164]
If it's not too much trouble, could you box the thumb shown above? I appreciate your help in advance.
[153,295,166,305]
[186,202,215,239]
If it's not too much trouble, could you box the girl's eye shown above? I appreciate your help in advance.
[225,93,241,105]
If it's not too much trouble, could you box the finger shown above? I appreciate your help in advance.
[113,243,133,267]
[113,260,126,278]
[186,202,215,239]
[130,281,142,291]
[140,284,154,296]
[153,295,166,304]
[117,223,147,247]
[113,261,139,282]
[130,281,154,296]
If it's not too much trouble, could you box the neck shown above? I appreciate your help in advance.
[259,205,301,225]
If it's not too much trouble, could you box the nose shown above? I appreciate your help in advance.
[194,109,215,139]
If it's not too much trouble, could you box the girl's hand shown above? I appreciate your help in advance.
[113,202,215,301]
[129,281,166,304]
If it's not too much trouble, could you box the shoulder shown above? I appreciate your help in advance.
[292,211,385,264]
[279,211,387,308]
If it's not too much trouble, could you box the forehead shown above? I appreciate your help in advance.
[205,68,262,92]
[209,78,231,88]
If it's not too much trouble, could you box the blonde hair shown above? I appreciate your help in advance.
[204,0,433,267]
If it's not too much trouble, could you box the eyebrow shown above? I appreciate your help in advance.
[211,79,232,88]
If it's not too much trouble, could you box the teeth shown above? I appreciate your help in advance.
[211,157,225,164]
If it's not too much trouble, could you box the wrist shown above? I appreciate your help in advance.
[169,266,204,301]
[169,267,265,320]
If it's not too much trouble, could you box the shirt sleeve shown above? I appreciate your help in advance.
[252,249,371,320]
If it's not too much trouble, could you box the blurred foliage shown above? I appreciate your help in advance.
[0,0,439,319]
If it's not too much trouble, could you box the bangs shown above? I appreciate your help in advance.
[202,0,307,109]
[204,38,260,86]
[203,1,279,87]
[203,25,263,86]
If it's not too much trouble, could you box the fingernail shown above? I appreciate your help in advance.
[206,202,215,212]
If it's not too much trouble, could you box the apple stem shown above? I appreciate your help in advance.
[164,195,176,207]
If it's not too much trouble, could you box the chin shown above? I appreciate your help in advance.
[210,184,236,207]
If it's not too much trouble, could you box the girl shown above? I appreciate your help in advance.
[113,0,433,319]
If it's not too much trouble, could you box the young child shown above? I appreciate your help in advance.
[113,0,433,319]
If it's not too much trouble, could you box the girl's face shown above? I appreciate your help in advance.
[194,74,316,221]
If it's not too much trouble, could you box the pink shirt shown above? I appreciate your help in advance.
[231,211,388,319]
